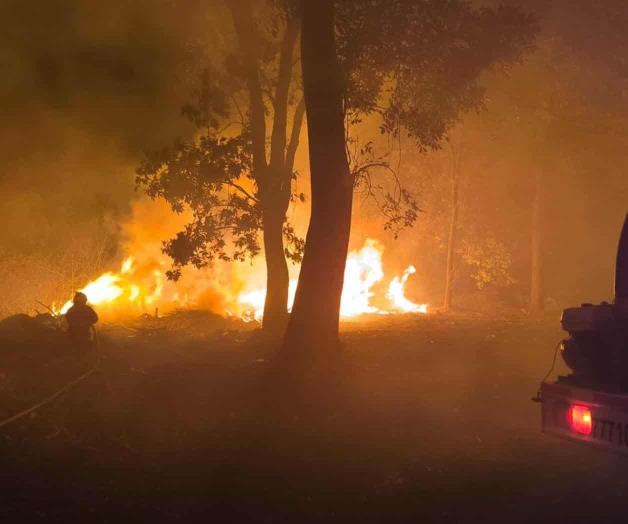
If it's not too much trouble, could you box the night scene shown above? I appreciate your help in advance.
[1,1,628,522]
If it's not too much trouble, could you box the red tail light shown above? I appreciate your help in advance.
[569,405,592,435]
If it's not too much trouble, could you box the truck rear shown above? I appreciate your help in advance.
[538,212,628,454]
[541,381,628,454]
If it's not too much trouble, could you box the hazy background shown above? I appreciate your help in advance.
[0,0,213,314]
[1,0,627,318]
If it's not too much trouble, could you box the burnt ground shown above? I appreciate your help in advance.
[1,315,628,523]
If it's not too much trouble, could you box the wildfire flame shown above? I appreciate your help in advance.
[56,257,165,315]
[59,273,124,314]
[340,240,385,316]
[55,239,428,321]
[237,239,428,320]
[387,265,428,314]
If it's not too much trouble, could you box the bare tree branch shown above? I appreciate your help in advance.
[226,0,268,173]
[285,97,306,173]
[226,181,259,203]
[270,15,300,172]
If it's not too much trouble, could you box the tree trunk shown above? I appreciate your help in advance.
[282,0,352,357]
[262,204,290,334]
[228,0,303,335]
[443,174,460,312]
[260,14,299,336]
[530,170,544,314]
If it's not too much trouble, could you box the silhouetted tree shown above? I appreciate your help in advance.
[283,0,536,355]
[139,0,534,343]
[443,139,461,313]
[282,0,351,356]
[137,0,305,334]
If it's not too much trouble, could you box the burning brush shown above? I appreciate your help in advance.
[52,239,428,322]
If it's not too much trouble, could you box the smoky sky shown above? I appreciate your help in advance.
[1,0,628,312]
[0,0,222,252]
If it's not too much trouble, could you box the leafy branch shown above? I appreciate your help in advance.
[347,134,420,238]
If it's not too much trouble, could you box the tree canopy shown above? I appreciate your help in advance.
[136,0,536,335]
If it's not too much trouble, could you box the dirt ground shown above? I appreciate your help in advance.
[1,315,627,523]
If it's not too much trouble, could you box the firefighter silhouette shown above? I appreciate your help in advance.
[64,292,98,348]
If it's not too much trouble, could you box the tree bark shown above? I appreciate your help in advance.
[226,0,267,174]
[262,205,290,333]
[530,170,544,314]
[260,14,300,335]
[282,0,352,357]
[443,173,460,312]
[228,0,303,335]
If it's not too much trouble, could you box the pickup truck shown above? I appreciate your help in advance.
[539,213,628,454]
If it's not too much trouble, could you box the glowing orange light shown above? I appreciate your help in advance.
[387,265,428,314]
[236,239,429,321]
[59,273,124,314]
[55,233,428,322]
[340,239,385,316]
[56,258,166,316]
[121,257,134,274]
[569,405,592,435]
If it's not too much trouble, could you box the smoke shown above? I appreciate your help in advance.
[113,197,274,319]
[0,0,225,314]
[1,0,627,318]
[0,0,227,244]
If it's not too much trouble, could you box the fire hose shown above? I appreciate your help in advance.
[532,340,562,403]
[0,327,100,430]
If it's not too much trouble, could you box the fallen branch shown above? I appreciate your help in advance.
[35,300,57,316]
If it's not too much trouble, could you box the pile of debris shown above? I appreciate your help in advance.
[0,313,65,349]
[0,308,258,351]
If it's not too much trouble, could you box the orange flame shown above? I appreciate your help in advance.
[57,257,164,315]
[340,239,385,316]
[237,239,428,321]
[387,265,428,314]
[54,201,428,321]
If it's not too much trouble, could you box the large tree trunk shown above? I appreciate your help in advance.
[282,0,352,357]
[443,174,460,312]
[530,170,544,314]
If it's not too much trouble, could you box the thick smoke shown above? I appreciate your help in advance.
[0,0,223,315]
[1,0,628,318]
